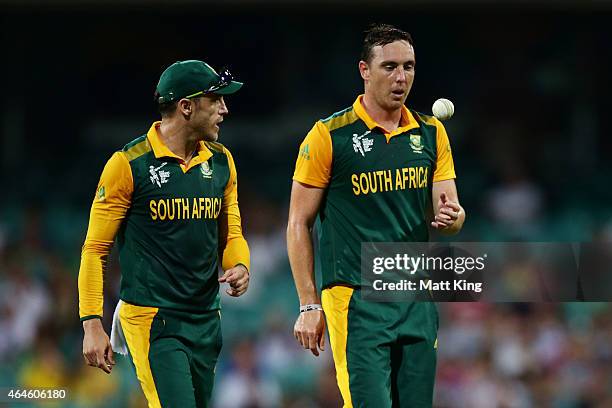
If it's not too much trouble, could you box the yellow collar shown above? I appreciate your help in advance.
[352,95,419,139]
[146,122,213,171]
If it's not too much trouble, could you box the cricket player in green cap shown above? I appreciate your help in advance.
[78,59,250,408]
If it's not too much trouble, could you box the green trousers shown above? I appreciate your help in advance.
[119,302,222,408]
[322,286,438,408]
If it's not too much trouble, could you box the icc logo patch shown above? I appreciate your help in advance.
[149,162,171,188]
[200,161,213,178]
[352,130,374,157]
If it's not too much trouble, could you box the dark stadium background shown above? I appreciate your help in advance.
[1,2,611,407]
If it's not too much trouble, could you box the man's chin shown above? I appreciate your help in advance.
[202,132,219,142]
[385,99,404,110]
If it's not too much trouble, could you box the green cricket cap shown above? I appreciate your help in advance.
[155,60,243,104]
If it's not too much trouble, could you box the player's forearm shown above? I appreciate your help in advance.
[287,222,319,304]
[78,239,113,319]
[218,200,250,271]
[221,236,250,271]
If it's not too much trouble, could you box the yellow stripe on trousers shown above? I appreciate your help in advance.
[322,286,354,408]
[119,302,162,408]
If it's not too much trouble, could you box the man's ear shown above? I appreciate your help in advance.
[178,99,193,117]
[358,60,369,81]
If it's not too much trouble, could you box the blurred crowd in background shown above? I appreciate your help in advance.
[1,2,611,407]
[1,214,611,407]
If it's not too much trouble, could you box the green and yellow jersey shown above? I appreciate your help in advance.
[293,95,455,289]
[78,122,250,320]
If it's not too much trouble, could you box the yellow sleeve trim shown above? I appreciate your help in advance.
[292,121,333,188]
[78,152,133,318]
[432,119,456,182]
[291,176,329,189]
[219,146,250,271]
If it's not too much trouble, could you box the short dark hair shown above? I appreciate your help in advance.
[361,23,413,63]
[154,91,178,117]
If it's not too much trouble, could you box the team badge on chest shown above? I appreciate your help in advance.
[409,134,424,154]
[200,161,213,178]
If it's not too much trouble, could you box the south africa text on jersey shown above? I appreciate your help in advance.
[149,197,222,221]
[351,166,429,196]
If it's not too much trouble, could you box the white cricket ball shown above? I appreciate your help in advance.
[432,98,454,121]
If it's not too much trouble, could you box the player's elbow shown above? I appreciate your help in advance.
[81,239,113,257]
[287,218,313,240]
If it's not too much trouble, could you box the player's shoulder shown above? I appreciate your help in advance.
[120,134,151,162]
[410,109,441,128]
[203,141,234,164]
[203,141,227,155]
[319,104,360,133]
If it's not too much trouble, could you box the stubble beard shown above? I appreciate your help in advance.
[197,121,219,142]
[201,132,218,142]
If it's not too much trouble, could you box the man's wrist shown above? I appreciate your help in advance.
[235,263,249,274]
[80,315,102,322]
[300,304,323,313]
[82,316,103,330]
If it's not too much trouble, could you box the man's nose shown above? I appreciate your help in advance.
[395,67,407,82]
[219,97,229,115]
